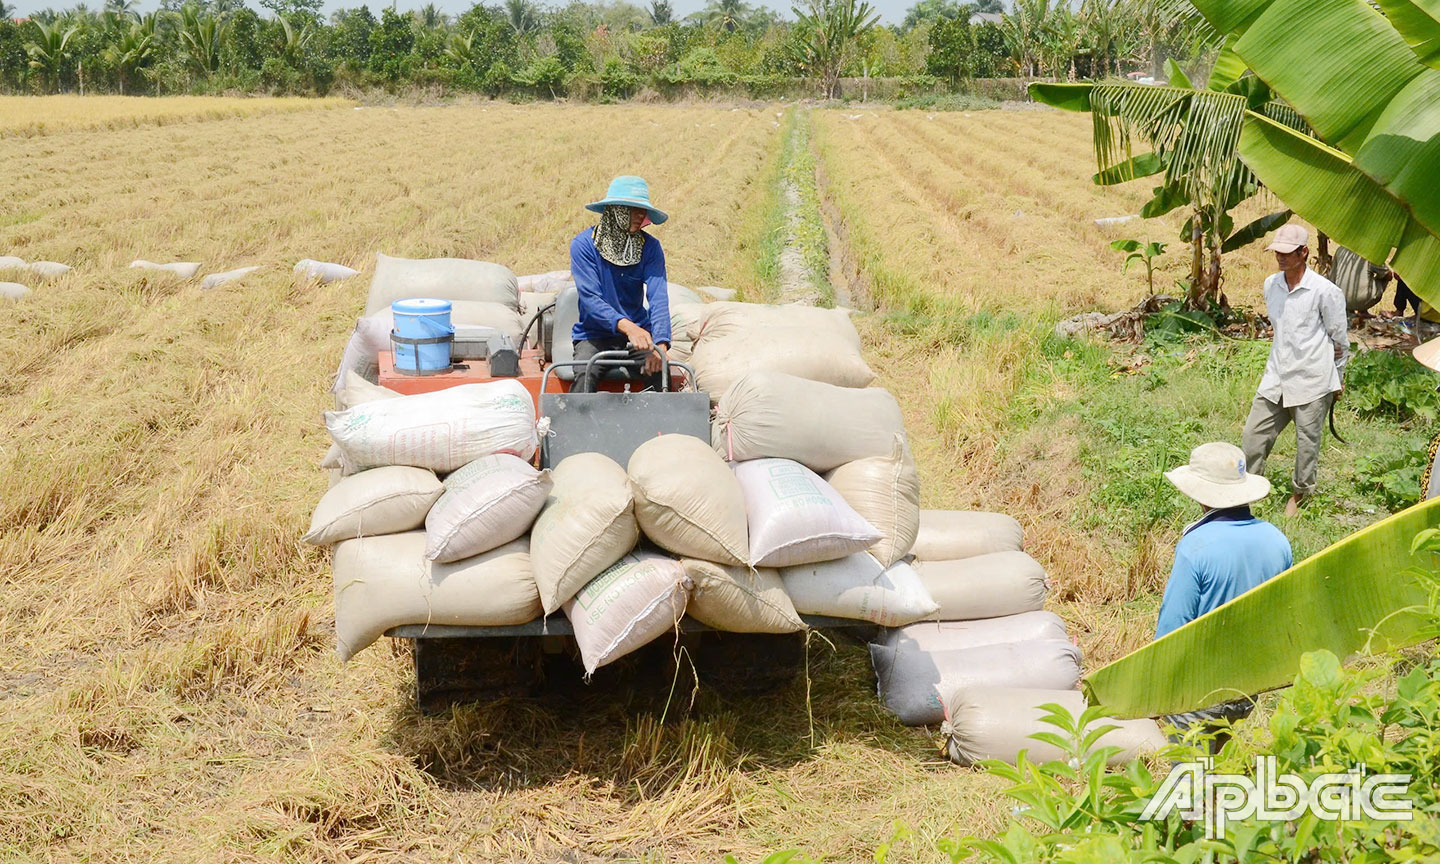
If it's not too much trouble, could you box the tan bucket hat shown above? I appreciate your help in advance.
[1164,442,1271,509]
[1414,336,1440,373]
[1266,224,1309,253]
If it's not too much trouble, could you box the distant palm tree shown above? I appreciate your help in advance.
[791,0,878,98]
[648,0,672,26]
[25,19,80,92]
[0,2,15,19]
[413,2,447,31]
[102,12,156,93]
[104,0,140,20]
[176,3,230,76]
[505,0,540,36]
[714,0,744,32]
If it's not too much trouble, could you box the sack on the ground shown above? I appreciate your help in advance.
[303,466,442,546]
[564,551,692,675]
[781,554,938,626]
[333,533,539,662]
[365,252,519,314]
[0,256,25,270]
[681,558,805,633]
[881,611,1068,654]
[324,380,537,473]
[692,302,860,346]
[733,458,880,567]
[629,435,750,565]
[29,261,71,279]
[871,638,1081,726]
[1,282,33,300]
[424,454,552,563]
[202,265,260,289]
[530,452,639,614]
[824,435,920,566]
[713,372,907,472]
[667,282,703,305]
[333,300,527,389]
[943,687,1167,767]
[913,510,1024,560]
[295,259,360,283]
[689,327,875,398]
[914,551,1047,620]
[130,260,201,278]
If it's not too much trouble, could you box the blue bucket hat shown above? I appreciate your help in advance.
[585,175,668,225]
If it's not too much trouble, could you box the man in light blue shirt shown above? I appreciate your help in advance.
[1157,441,1293,749]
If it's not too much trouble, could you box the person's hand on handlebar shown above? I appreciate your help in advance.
[617,319,653,352]
[643,344,668,376]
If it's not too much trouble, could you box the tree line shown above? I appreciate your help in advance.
[0,0,1211,99]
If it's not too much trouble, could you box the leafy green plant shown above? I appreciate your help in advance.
[1355,440,1427,512]
[1344,349,1440,424]
[1110,237,1166,295]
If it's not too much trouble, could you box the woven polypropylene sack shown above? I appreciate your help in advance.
[324,380,537,473]
[871,638,1081,726]
[943,687,1167,767]
[681,558,805,633]
[713,372,906,473]
[914,551,1047,620]
[691,302,860,346]
[303,466,442,546]
[733,458,880,567]
[913,510,1024,560]
[781,554,938,626]
[295,259,360,283]
[629,435,749,565]
[880,611,1068,655]
[530,453,638,614]
[332,533,540,662]
[365,252,519,314]
[824,435,920,566]
[424,454,552,563]
[564,551,692,675]
[688,327,874,399]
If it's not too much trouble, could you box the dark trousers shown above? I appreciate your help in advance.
[572,337,662,393]
[1395,276,1421,317]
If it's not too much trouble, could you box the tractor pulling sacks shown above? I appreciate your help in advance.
[310,253,1163,764]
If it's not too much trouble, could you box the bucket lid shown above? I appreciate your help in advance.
[391,297,452,315]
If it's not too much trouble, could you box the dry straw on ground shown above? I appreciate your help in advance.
[3,101,1211,862]
[0,94,354,137]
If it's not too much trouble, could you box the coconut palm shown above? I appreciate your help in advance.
[791,0,880,99]
[25,19,80,92]
[413,3,447,32]
[0,2,12,20]
[276,13,312,64]
[443,29,474,66]
[504,0,540,36]
[176,3,230,76]
[102,13,157,93]
[648,0,672,26]
[103,0,140,20]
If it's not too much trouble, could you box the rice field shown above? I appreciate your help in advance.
[0,99,1384,861]
[0,94,353,137]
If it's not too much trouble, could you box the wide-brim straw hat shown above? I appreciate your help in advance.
[1164,442,1271,509]
[585,175,668,225]
[1414,336,1440,373]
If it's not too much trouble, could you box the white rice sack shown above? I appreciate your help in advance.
[871,638,1082,726]
[532,452,639,613]
[666,282,702,305]
[28,261,71,279]
[295,259,360,283]
[913,510,1024,560]
[0,256,25,270]
[302,466,443,546]
[130,260,201,278]
[824,435,920,566]
[517,269,571,293]
[681,558,805,633]
[881,611,1069,655]
[629,434,749,565]
[366,252,519,314]
[563,551,692,675]
[714,372,906,472]
[201,265,260,289]
[424,454,552,563]
[781,554,938,626]
[688,326,875,399]
[733,458,880,567]
[530,453,638,614]
[333,533,540,662]
[0,282,32,301]
[324,372,403,472]
[943,687,1168,767]
[915,551,1047,620]
[692,302,860,346]
[324,380,537,473]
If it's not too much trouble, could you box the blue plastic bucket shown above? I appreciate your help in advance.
[391,298,453,373]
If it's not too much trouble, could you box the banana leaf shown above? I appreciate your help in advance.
[1207,35,1247,91]
[1085,497,1440,719]
[1165,57,1193,89]
[1221,209,1291,253]
[1375,0,1440,69]
[1029,81,1093,112]
[1237,111,1440,302]
[1093,153,1165,186]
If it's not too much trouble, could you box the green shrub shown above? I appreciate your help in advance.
[1345,348,1440,424]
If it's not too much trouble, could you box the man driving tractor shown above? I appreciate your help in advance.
[569,175,672,393]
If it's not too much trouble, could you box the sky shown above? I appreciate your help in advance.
[8,0,932,27]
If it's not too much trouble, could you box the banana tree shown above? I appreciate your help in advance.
[1181,0,1440,304]
[1032,51,1298,309]
[790,0,879,99]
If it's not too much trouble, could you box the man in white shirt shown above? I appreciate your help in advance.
[1241,224,1349,516]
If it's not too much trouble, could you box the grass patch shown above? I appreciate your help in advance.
[893,92,1001,111]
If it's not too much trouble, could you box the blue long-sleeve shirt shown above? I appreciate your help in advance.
[569,228,671,346]
[1155,508,1292,638]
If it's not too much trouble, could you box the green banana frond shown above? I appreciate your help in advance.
[1373,0,1440,69]
[1086,497,1440,720]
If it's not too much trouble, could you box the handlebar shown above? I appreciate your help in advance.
[539,348,697,400]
